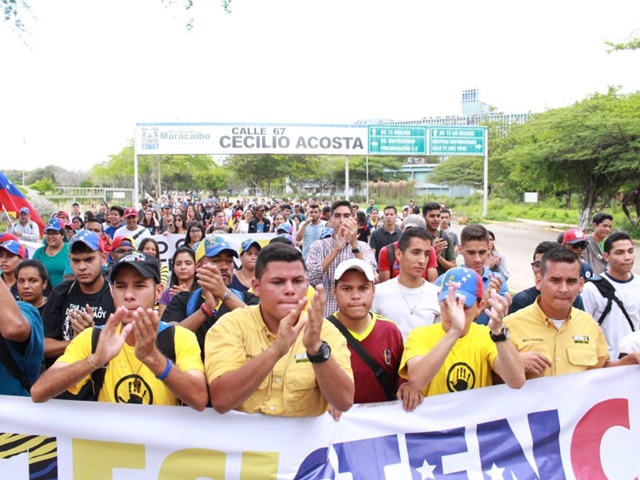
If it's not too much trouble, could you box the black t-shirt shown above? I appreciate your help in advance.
[43,279,115,342]
[161,289,259,356]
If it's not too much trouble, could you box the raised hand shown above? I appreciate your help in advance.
[93,307,134,366]
[133,307,161,363]
[303,285,327,353]
[272,298,308,357]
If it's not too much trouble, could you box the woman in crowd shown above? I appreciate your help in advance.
[184,221,205,250]
[231,238,261,294]
[271,213,286,233]
[196,203,210,226]
[138,238,170,287]
[173,213,188,235]
[71,216,84,232]
[186,204,200,223]
[368,208,380,231]
[15,259,50,317]
[140,209,160,235]
[234,209,253,234]
[0,240,27,301]
[83,210,95,224]
[486,230,510,280]
[33,219,69,288]
[356,210,370,243]
[158,247,197,316]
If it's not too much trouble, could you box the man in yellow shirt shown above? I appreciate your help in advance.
[31,250,208,410]
[205,243,354,416]
[504,246,640,378]
[400,267,524,397]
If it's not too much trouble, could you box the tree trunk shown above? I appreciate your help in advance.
[578,190,597,230]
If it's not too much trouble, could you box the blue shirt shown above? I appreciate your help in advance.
[0,302,44,396]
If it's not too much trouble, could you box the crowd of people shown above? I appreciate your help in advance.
[0,195,638,419]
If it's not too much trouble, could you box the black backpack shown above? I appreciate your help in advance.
[590,276,635,332]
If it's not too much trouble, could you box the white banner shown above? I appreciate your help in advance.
[135,123,369,155]
[153,232,276,266]
[0,366,638,479]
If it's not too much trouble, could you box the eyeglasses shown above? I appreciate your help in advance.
[113,248,134,256]
[568,243,587,249]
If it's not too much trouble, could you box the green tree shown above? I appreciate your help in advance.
[497,89,640,228]
[224,155,290,197]
[30,177,56,195]
[429,156,483,190]
[91,141,221,195]
[606,32,640,51]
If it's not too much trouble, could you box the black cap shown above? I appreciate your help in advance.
[109,251,161,284]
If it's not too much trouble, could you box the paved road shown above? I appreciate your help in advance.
[467,220,640,293]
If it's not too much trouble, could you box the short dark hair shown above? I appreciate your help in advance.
[604,231,632,253]
[384,205,397,214]
[255,243,306,280]
[331,200,351,214]
[309,203,319,210]
[110,206,124,216]
[397,227,433,252]
[534,241,564,260]
[593,212,613,225]
[440,208,451,216]
[15,259,49,285]
[85,219,103,232]
[322,205,331,215]
[422,202,441,215]
[460,224,490,245]
[540,247,579,276]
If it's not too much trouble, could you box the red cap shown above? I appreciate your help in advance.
[124,207,138,218]
[562,229,587,245]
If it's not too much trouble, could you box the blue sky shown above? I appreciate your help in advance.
[1,0,638,172]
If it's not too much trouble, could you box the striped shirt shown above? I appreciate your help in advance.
[307,237,377,317]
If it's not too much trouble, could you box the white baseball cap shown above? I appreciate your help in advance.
[334,258,375,282]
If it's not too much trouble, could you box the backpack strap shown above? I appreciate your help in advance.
[387,244,396,274]
[0,336,31,392]
[326,314,396,401]
[591,276,635,332]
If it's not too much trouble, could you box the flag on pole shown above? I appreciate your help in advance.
[0,172,46,236]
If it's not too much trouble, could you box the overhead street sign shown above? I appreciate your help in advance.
[368,126,427,155]
[428,126,486,156]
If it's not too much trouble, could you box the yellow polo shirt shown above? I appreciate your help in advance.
[504,299,609,379]
[205,305,353,416]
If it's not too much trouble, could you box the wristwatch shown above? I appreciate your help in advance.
[490,327,510,343]
[223,289,232,300]
[307,341,332,363]
[351,247,361,254]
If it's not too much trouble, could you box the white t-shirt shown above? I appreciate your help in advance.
[619,330,640,357]
[372,277,441,340]
[114,225,151,242]
[582,272,640,359]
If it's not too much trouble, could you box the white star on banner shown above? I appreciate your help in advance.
[485,463,505,480]
[416,459,436,480]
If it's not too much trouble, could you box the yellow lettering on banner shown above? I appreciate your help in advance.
[240,450,279,480]
[158,448,226,479]
[72,439,145,479]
